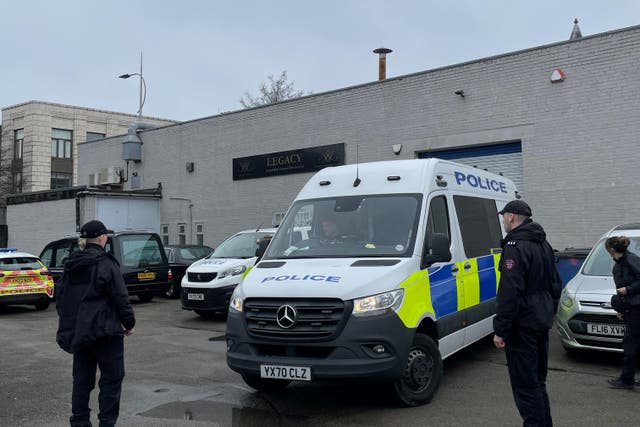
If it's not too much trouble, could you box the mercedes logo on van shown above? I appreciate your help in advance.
[276,305,296,329]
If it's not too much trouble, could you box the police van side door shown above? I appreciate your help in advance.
[450,195,503,346]
[422,193,466,354]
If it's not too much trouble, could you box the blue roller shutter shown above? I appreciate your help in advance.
[418,142,523,192]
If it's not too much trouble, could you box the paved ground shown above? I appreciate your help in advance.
[1,297,638,427]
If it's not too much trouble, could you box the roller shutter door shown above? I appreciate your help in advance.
[418,142,523,192]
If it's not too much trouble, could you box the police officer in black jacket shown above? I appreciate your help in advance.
[493,200,561,427]
[56,220,135,427]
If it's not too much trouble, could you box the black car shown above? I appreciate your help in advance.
[163,244,213,299]
[40,230,171,302]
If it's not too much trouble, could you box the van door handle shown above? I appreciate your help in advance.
[451,266,459,274]
[464,263,472,270]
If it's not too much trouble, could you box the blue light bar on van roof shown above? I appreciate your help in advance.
[0,248,18,252]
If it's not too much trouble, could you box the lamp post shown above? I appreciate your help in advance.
[119,52,146,120]
[170,197,193,244]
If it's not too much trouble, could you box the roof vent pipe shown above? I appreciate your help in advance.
[373,47,392,81]
[122,121,157,162]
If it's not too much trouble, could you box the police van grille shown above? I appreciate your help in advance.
[187,272,217,282]
[244,298,348,341]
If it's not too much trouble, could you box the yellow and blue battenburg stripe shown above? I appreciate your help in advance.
[397,254,501,328]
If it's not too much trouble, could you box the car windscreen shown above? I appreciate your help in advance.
[119,235,167,268]
[179,246,213,260]
[0,257,44,270]
[265,193,423,259]
[210,232,272,259]
[581,237,640,276]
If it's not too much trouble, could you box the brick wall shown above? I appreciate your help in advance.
[78,26,640,250]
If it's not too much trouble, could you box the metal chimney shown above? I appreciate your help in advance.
[373,47,392,80]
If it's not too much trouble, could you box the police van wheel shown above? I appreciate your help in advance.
[393,333,442,406]
[241,374,291,392]
[34,300,50,311]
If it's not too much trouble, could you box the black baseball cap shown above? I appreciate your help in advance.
[498,200,532,217]
[79,220,108,238]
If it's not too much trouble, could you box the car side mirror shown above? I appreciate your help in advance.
[422,233,452,269]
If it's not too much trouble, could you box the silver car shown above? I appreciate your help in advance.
[556,224,640,353]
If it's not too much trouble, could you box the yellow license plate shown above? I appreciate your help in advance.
[10,277,33,284]
[137,272,155,280]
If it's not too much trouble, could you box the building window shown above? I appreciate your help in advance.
[50,172,72,189]
[86,132,106,142]
[178,223,186,245]
[12,172,22,193]
[195,223,204,245]
[14,129,24,159]
[161,224,169,245]
[51,129,72,159]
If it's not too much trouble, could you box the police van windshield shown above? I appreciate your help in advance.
[265,194,422,259]
[582,237,640,276]
[211,232,272,259]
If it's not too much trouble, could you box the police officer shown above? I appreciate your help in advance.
[56,220,135,427]
[493,200,561,427]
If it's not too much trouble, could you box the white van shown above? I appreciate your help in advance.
[181,228,277,317]
[225,159,517,406]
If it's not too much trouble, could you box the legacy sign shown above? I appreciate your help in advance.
[233,143,345,180]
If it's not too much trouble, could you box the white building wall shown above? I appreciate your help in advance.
[7,199,76,255]
[75,25,640,250]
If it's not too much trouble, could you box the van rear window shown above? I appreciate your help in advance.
[119,235,166,267]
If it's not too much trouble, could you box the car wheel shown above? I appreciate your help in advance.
[164,282,180,299]
[242,374,291,392]
[392,333,442,406]
[34,300,51,311]
[138,293,154,303]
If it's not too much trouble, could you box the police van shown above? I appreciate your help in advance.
[225,159,517,406]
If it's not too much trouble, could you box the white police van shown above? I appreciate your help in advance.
[226,159,517,405]
[181,228,277,317]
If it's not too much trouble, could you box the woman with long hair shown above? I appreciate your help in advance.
[605,236,640,389]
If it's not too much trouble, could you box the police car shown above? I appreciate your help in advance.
[181,228,277,317]
[226,159,518,406]
[556,223,640,353]
[0,248,54,310]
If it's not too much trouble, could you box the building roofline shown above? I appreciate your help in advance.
[153,23,640,131]
[1,100,178,123]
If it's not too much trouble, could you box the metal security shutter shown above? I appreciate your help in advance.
[419,142,523,192]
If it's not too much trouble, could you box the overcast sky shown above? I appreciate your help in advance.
[1,0,638,121]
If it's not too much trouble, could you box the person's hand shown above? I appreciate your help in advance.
[493,335,505,348]
[124,328,135,336]
[617,312,624,321]
[617,287,628,296]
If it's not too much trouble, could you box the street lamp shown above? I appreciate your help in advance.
[119,52,147,120]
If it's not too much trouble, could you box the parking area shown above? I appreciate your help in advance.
[1,298,639,427]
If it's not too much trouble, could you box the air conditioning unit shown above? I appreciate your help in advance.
[98,167,122,185]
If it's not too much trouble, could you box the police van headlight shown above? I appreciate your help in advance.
[219,265,246,280]
[229,287,244,313]
[352,289,404,317]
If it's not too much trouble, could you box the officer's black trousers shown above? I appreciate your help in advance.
[620,307,640,385]
[505,328,552,427]
[70,336,125,427]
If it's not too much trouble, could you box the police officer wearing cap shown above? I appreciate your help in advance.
[56,220,135,427]
[493,200,561,427]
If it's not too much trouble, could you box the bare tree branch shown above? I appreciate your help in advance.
[240,70,310,108]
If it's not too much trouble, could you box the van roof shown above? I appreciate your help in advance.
[297,158,518,200]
